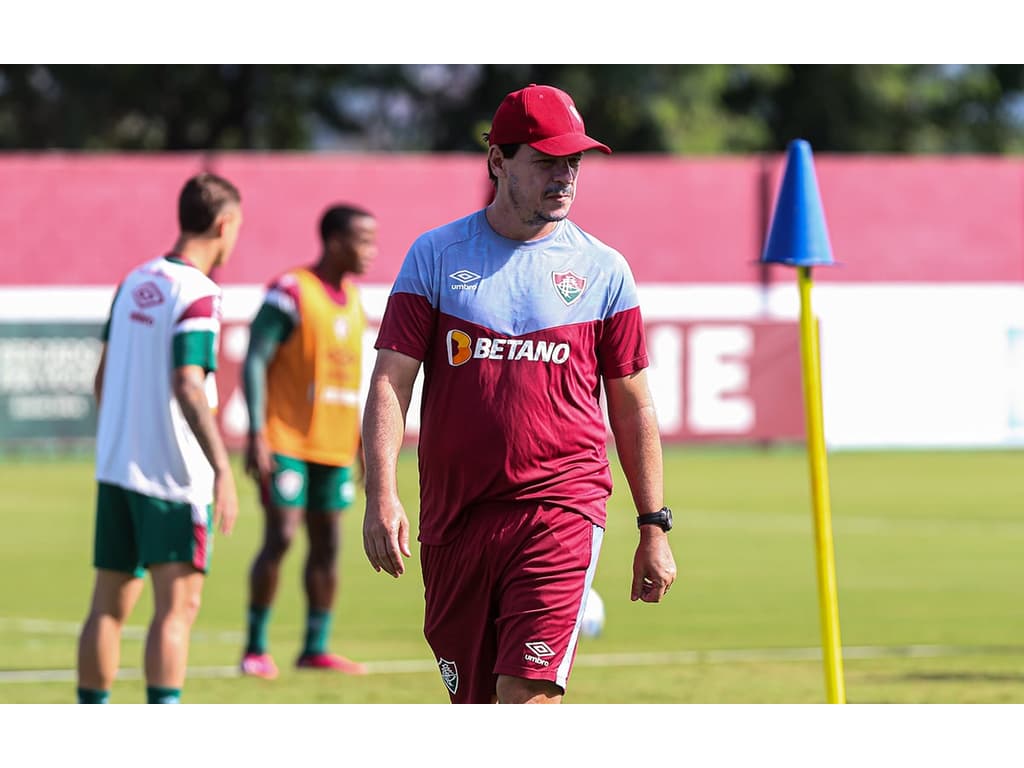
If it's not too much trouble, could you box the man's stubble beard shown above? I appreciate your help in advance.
[508,176,573,226]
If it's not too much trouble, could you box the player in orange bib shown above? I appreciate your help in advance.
[239,204,377,678]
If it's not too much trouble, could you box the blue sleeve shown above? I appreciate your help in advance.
[391,234,439,308]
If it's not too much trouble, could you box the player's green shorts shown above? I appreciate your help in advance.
[268,454,355,512]
[93,482,213,577]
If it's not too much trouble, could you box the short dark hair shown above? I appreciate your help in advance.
[483,137,521,183]
[320,204,373,244]
[178,172,241,234]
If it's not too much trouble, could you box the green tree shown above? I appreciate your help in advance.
[2,64,1023,154]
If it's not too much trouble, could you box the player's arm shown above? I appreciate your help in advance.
[94,283,121,408]
[93,343,107,407]
[354,433,366,486]
[172,294,237,534]
[605,369,677,603]
[242,302,293,482]
[173,364,237,535]
[361,348,419,578]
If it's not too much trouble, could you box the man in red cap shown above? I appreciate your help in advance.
[362,84,677,703]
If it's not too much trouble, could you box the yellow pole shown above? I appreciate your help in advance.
[797,266,846,704]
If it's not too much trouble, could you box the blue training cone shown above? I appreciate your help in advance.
[761,139,835,267]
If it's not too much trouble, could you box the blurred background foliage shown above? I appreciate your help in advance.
[2,64,1024,154]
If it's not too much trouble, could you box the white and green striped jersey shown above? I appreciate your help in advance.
[95,254,221,505]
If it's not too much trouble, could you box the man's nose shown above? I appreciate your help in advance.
[552,159,576,181]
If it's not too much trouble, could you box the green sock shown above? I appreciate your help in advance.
[302,608,332,656]
[77,687,110,704]
[146,686,181,704]
[246,605,272,655]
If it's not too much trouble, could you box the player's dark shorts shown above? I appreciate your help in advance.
[93,482,212,577]
[421,501,604,704]
[261,453,355,512]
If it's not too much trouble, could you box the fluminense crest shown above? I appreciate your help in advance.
[552,271,587,306]
[438,657,459,695]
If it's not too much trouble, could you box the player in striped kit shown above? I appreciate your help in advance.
[76,173,243,704]
[239,204,376,678]
[362,85,677,703]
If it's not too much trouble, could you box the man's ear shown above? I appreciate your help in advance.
[488,146,506,178]
[325,232,342,254]
[214,209,237,238]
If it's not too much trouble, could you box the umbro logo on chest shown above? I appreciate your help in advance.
[448,270,481,291]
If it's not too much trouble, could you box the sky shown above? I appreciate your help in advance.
[2,1,1020,64]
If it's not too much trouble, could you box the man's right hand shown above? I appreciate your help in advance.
[363,494,411,578]
[244,432,274,482]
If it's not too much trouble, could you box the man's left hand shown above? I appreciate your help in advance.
[630,528,677,603]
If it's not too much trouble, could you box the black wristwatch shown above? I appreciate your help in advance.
[637,506,673,532]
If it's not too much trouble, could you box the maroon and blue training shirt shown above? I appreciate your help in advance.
[376,210,649,545]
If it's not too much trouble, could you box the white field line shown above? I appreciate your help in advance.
[3,616,1023,683]
[0,617,243,645]
[680,509,1024,538]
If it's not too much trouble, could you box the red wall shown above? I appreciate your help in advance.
[2,153,1022,287]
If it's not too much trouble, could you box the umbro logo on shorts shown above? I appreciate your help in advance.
[523,641,555,667]
[525,641,555,657]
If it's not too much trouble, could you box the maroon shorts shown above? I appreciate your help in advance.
[420,501,604,704]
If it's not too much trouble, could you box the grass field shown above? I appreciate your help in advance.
[1,445,1022,704]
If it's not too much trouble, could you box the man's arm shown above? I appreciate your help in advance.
[93,344,107,407]
[361,348,420,578]
[241,303,291,482]
[605,369,677,603]
[95,283,120,407]
[173,364,238,535]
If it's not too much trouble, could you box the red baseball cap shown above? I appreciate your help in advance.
[487,84,612,156]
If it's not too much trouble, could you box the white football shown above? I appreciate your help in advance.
[581,587,605,638]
